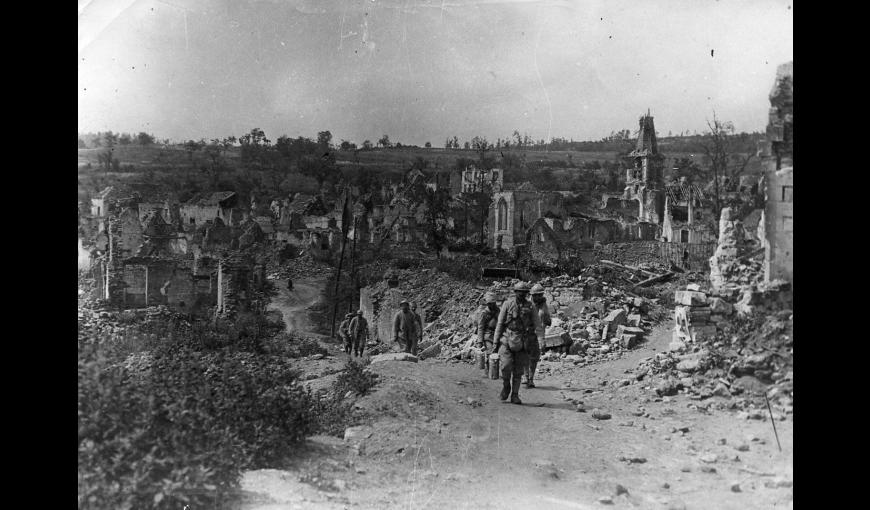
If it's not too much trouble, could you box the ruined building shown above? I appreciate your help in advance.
[761,62,793,283]
[461,166,503,194]
[180,191,241,228]
[661,180,716,244]
[624,113,666,225]
[490,185,565,250]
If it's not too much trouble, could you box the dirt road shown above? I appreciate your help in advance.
[240,322,793,510]
[267,276,330,336]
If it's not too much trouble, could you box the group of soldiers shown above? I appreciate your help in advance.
[478,282,552,405]
[336,299,425,358]
[338,310,369,357]
[336,282,553,407]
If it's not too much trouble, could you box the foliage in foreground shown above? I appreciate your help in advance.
[78,312,381,509]
[78,341,316,509]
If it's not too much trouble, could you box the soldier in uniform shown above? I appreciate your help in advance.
[348,310,369,357]
[525,283,552,388]
[393,300,420,354]
[338,313,354,355]
[477,292,500,375]
[492,282,542,405]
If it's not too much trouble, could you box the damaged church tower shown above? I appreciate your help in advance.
[625,111,666,226]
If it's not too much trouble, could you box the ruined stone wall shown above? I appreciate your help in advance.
[762,62,793,284]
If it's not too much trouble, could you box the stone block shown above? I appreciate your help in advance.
[418,343,442,360]
[686,283,701,292]
[603,308,627,325]
[693,324,718,341]
[675,291,707,306]
[621,334,639,349]
[708,298,734,315]
[626,314,642,327]
[370,353,419,364]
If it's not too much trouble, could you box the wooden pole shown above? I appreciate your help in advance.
[332,224,347,338]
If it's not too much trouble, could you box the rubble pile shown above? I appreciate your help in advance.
[635,284,793,416]
[709,207,764,292]
[270,252,334,280]
[368,266,665,365]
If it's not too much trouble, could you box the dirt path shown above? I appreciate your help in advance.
[242,309,793,509]
[267,276,330,337]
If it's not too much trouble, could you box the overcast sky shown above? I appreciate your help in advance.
[78,0,793,145]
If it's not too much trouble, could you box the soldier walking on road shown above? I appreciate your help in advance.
[492,282,542,405]
[525,283,551,388]
[349,310,369,357]
[393,300,420,355]
[339,313,354,355]
[477,292,500,375]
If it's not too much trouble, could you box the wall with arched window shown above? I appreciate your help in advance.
[496,198,508,231]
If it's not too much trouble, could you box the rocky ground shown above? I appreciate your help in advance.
[240,322,793,510]
[238,273,794,510]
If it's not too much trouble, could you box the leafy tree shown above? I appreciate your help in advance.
[78,138,87,149]
[471,136,493,167]
[463,141,470,150]
[102,131,118,148]
[317,130,333,151]
[452,136,459,149]
[378,134,391,148]
[424,141,432,148]
[136,132,155,145]
[240,128,271,164]
[118,133,132,145]
[362,140,373,150]
[339,140,356,151]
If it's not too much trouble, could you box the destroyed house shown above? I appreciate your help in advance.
[661,182,715,244]
[490,187,566,250]
[90,186,139,218]
[180,191,239,227]
[461,166,503,193]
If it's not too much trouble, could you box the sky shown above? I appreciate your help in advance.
[78,0,793,145]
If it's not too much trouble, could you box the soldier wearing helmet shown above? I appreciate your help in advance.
[393,299,420,355]
[525,283,552,388]
[348,309,369,358]
[477,291,500,374]
[492,281,542,405]
[339,312,355,355]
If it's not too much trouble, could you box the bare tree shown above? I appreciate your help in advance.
[700,112,755,228]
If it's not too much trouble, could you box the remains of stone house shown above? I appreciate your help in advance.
[661,180,716,244]
[761,61,793,284]
[490,185,565,250]
[180,191,240,228]
[461,165,503,194]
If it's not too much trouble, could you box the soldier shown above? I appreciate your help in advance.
[393,300,420,354]
[410,302,424,348]
[492,282,542,405]
[525,283,552,388]
[349,310,369,357]
[477,292,500,374]
[338,313,354,355]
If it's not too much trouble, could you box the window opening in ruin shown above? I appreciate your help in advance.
[781,185,793,202]
[97,206,101,216]
[680,230,689,243]
[781,216,793,232]
[497,199,507,230]
[189,217,195,224]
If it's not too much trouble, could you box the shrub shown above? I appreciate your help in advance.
[333,359,379,397]
[78,341,316,509]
